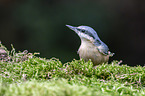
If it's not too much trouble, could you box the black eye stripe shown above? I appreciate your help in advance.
[77,28,85,33]
[88,33,95,39]
[77,28,95,39]
[77,28,81,31]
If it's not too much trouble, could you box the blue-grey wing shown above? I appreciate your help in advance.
[94,39,114,56]
[94,39,108,54]
[97,43,109,55]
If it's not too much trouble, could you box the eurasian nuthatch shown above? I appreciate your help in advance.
[66,25,114,65]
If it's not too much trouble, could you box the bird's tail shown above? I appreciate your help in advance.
[108,51,114,57]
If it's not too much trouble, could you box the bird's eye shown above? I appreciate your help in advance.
[77,28,86,33]
[81,29,85,33]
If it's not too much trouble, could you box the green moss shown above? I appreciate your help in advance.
[0,44,145,95]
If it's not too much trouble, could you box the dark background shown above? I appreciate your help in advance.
[0,0,145,66]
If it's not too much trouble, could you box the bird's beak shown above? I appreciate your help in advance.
[66,25,77,32]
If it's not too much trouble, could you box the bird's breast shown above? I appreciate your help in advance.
[78,40,109,65]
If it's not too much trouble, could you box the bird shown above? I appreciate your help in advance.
[66,25,114,66]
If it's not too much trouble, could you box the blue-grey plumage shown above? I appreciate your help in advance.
[66,25,114,65]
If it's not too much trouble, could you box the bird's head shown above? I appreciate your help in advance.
[66,25,100,42]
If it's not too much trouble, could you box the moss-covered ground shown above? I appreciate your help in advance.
[0,44,145,96]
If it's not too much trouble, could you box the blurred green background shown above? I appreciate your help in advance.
[0,0,145,66]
